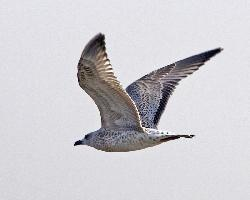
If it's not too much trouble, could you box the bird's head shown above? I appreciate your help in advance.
[74,133,93,146]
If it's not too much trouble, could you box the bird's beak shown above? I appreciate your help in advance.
[74,140,83,146]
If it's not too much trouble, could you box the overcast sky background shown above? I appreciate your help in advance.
[1,1,250,199]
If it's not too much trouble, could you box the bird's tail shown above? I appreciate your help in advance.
[160,134,195,142]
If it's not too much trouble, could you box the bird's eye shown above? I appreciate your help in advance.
[84,134,91,140]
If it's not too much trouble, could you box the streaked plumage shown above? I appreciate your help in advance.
[126,48,221,129]
[74,33,222,152]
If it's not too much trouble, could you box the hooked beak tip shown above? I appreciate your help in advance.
[74,140,82,146]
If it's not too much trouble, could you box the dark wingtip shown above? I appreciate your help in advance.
[82,33,106,55]
[208,47,223,56]
[200,47,223,61]
[93,33,105,44]
[93,32,105,41]
[176,47,223,68]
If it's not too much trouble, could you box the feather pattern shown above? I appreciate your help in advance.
[77,33,143,131]
[126,48,222,129]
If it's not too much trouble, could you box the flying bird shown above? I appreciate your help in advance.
[74,33,222,152]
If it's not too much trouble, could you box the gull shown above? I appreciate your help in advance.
[74,33,222,152]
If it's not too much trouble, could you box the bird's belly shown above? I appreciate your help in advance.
[94,131,158,152]
[106,141,154,152]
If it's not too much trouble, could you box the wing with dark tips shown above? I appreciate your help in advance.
[78,33,143,131]
[126,48,223,129]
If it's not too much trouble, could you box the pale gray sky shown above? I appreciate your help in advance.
[1,0,250,199]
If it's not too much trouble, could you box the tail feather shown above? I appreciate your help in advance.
[160,134,195,142]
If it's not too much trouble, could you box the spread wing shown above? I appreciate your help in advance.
[78,33,143,131]
[126,48,223,129]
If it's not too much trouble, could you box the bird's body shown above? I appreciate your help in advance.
[75,128,194,152]
[74,33,222,152]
